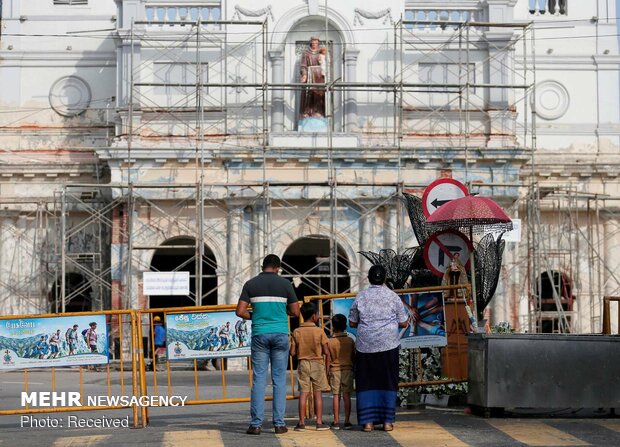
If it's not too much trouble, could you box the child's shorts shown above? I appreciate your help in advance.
[329,368,354,394]
[297,359,330,392]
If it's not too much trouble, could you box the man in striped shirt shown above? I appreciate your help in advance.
[236,254,300,435]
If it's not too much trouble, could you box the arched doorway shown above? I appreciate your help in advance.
[281,236,350,300]
[535,270,574,333]
[49,272,93,313]
[149,237,217,308]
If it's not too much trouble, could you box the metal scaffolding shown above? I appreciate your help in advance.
[4,11,617,333]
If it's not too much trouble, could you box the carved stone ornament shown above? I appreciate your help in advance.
[353,8,393,26]
[49,76,92,117]
[232,5,274,22]
[531,80,570,120]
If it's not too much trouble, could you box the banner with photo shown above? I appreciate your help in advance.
[0,315,108,370]
[331,291,447,349]
[166,311,252,361]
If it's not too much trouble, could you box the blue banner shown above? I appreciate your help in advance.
[331,291,447,349]
[166,311,252,361]
[0,315,108,369]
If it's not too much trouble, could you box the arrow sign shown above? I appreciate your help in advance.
[422,178,469,217]
[431,198,452,208]
[423,229,473,277]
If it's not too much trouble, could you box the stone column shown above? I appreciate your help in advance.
[269,49,285,132]
[117,1,145,134]
[484,1,517,148]
[226,204,246,303]
[343,48,360,132]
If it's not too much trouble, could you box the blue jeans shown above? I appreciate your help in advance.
[250,333,289,427]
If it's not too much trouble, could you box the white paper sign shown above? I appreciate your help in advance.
[143,272,190,296]
[492,218,521,242]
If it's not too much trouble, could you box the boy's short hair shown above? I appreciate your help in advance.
[331,314,347,332]
[300,302,318,321]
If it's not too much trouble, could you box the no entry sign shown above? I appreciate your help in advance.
[421,178,468,217]
[423,229,473,277]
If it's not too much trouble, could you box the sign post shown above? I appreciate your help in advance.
[423,229,474,277]
[421,178,469,217]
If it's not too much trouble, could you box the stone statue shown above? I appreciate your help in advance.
[299,36,326,119]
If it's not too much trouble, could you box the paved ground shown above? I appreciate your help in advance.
[1,369,619,446]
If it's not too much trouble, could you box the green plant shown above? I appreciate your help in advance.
[398,349,415,406]
[491,321,514,333]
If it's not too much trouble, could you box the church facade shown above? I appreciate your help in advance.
[0,0,618,333]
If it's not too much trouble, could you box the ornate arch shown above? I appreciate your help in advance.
[145,233,225,274]
[270,5,356,49]
[276,230,358,271]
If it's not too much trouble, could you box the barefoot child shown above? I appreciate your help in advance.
[328,314,355,429]
[291,302,331,431]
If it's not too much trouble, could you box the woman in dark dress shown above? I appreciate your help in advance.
[348,265,409,432]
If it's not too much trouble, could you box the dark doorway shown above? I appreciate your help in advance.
[281,236,350,301]
[50,272,93,313]
[149,237,217,308]
[535,270,574,333]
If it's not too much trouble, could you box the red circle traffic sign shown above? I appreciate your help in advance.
[421,178,469,217]
[423,229,473,277]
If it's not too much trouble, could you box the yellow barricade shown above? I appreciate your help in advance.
[136,304,297,427]
[0,309,140,428]
[1,285,473,427]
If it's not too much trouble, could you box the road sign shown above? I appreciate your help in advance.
[421,178,469,217]
[423,229,473,277]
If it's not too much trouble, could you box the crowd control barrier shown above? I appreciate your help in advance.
[1,285,471,428]
[0,309,141,427]
[136,304,296,427]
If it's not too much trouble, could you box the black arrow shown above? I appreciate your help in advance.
[431,198,452,208]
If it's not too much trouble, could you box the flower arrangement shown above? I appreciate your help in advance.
[491,321,514,333]
[398,347,468,406]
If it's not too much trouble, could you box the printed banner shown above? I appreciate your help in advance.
[0,315,108,370]
[331,291,447,349]
[166,311,252,361]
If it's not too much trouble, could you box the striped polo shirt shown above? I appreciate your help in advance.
[238,272,298,335]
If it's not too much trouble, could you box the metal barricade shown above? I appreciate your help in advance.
[304,284,472,388]
[602,296,620,334]
[136,305,296,427]
[0,310,140,427]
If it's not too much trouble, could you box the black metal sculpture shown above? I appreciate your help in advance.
[359,247,420,289]
[402,193,432,248]
[474,233,506,319]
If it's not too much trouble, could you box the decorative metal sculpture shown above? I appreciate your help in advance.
[359,247,420,289]
[474,233,506,318]
[402,193,433,248]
